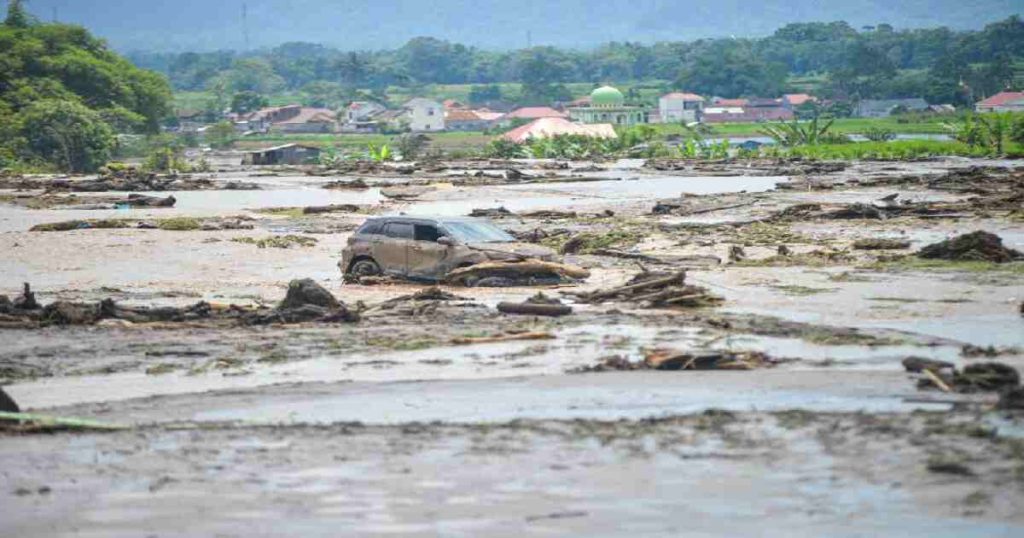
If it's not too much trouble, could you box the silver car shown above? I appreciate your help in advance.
[340,216,556,282]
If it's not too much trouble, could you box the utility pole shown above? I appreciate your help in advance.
[242,3,250,51]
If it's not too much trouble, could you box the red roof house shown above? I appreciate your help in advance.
[976,91,1024,112]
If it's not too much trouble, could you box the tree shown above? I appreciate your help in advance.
[230,91,268,114]
[468,84,503,105]
[204,121,236,149]
[19,99,114,173]
[5,0,31,28]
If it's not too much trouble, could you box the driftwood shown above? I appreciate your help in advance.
[443,260,590,286]
[644,349,775,370]
[574,270,722,309]
[497,302,573,317]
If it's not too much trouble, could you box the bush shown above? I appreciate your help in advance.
[19,99,115,173]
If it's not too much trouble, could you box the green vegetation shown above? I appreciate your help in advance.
[134,17,1023,113]
[0,5,173,172]
[155,217,202,231]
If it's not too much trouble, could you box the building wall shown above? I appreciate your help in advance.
[570,107,646,126]
[407,101,445,132]
[659,98,702,123]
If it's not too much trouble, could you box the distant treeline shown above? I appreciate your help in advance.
[129,17,1023,107]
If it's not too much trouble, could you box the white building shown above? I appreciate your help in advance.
[658,92,705,124]
[403,98,445,132]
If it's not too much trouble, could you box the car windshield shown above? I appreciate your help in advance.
[441,220,515,243]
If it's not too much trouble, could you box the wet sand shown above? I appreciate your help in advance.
[2,156,1023,535]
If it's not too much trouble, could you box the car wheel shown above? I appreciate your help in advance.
[350,259,382,278]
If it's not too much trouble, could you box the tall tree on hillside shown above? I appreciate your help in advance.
[5,0,31,28]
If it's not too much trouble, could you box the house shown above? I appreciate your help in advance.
[242,144,322,166]
[274,107,338,134]
[568,86,647,127]
[233,105,302,134]
[403,98,445,132]
[341,101,387,133]
[976,91,1024,113]
[714,98,749,107]
[854,98,929,118]
[444,109,493,131]
[782,94,815,110]
[505,106,569,122]
[658,92,705,124]
[502,117,617,143]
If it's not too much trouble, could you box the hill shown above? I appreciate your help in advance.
[25,0,1024,52]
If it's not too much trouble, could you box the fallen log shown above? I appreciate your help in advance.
[497,302,573,317]
[443,260,590,286]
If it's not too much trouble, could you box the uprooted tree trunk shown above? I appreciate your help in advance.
[443,260,590,287]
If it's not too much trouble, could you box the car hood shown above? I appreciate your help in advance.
[466,242,555,260]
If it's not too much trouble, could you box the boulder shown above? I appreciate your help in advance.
[278,279,340,310]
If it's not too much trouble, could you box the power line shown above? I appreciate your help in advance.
[242,3,250,51]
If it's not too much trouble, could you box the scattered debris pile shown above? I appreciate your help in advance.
[917,231,1022,263]
[35,167,260,192]
[443,260,590,287]
[0,280,358,328]
[911,359,1022,403]
[571,350,778,373]
[497,293,573,317]
[572,270,722,309]
[31,216,255,233]
[644,349,776,370]
[652,193,761,217]
[363,287,477,317]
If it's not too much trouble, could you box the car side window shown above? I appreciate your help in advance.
[414,225,442,242]
[358,221,383,236]
[383,222,414,239]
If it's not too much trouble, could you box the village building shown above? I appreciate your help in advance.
[444,109,493,131]
[976,91,1024,113]
[568,86,647,126]
[242,143,322,166]
[657,92,705,124]
[854,98,929,118]
[713,98,750,107]
[402,98,445,132]
[342,101,387,133]
[782,93,815,110]
[504,106,568,122]
[501,117,617,143]
[274,107,338,133]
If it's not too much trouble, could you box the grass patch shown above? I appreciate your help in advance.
[252,207,307,218]
[156,217,203,231]
[734,222,810,246]
[30,219,129,232]
[774,140,1024,161]
[864,257,1024,274]
[231,235,318,249]
[737,250,854,267]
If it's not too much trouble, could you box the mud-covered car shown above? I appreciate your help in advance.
[340,216,556,282]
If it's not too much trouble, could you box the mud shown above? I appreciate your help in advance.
[2,155,1023,535]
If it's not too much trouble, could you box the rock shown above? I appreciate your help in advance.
[917,231,1022,263]
[0,387,19,413]
[497,293,573,317]
[41,301,103,325]
[777,245,792,256]
[469,207,515,218]
[998,387,1024,410]
[902,357,955,373]
[278,279,340,310]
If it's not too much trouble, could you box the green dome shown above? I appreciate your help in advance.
[591,85,625,107]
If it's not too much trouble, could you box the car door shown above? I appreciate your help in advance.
[407,224,452,280]
[373,222,414,276]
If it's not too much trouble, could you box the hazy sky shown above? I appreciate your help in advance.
[21,0,1023,51]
